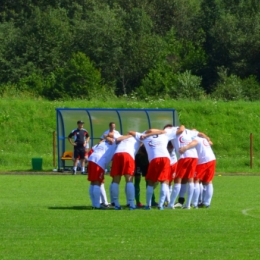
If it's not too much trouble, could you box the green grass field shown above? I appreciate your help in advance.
[1,174,260,260]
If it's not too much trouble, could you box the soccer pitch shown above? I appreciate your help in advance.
[1,175,260,260]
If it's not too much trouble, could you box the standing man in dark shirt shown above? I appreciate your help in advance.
[68,120,89,175]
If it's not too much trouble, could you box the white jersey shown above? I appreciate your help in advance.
[135,128,178,162]
[172,129,198,159]
[114,136,141,160]
[169,149,178,165]
[88,141,117,170]
[195,137,216,165]
[100,129,121,139]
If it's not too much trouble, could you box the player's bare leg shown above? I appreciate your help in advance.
[80,158,86,174]
[72,157,78,175]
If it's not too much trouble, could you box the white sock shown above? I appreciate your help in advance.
[185,182,194,208]
[179,183,187,198]
[146,185,154,207]
[111,182,120,207]
[126,182,135,208]
[169,183,181,207]
[166,184,172,203]
[125,183,129,205]
[109,183,113,204]
[204,184,213,206]
[93,185,101,208]
[81,166,85,173]
[192,183,200,207]
[158,183,169,207]
[100,183,108,205]
[89,185,94,207]
[169,185,173,196]
[199,183,204,203]
[73,166,77,171]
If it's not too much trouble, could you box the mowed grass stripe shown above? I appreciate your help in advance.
[1,176,260,260]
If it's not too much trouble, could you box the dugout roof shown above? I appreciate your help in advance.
[56,108,179,169]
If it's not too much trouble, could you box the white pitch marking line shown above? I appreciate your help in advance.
[242,208,260,219]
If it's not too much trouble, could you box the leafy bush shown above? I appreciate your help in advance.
[211,68,260,101]
[211,69,244,101]
[175,70,204,99]
[242,75,260,101]
[137,66,204,100]
[17,73,45,96]
[44,52,108,100]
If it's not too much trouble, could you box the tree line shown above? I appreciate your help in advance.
[0,0,260,101]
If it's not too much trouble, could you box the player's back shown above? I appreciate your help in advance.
[114,136,140,159]
[173,129,198,159]
[141,134,170,162]
[195,137,216,164]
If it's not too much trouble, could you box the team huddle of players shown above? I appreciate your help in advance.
[68,121,216,210]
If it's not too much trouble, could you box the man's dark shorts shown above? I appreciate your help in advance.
[74,147,85,159]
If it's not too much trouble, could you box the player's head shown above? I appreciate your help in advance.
[167,141,173,152]
[109,122,116,131]
[163,124,173,130]
[107,132,114,138]
[138,144,147,155]
[77,120,84,128]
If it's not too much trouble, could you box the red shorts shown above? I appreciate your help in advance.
[168,162,178,182]
[110,152,135,177]
[87,161,105,182]
[146,157,170,183]
[176,158,198,179]
[195,160,216,182]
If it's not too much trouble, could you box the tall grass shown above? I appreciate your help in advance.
[0,94,259,172]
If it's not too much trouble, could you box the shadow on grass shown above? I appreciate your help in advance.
[48,205,93,210]
[48,205,146,210]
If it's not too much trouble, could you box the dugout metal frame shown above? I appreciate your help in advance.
[56,108,179,170]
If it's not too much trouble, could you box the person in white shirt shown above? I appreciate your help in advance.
[165,141,178,206]
[100,122,121,140]
[180,136,216,208]
[169,129,211,209]
[110,135,141,210]
[100,122,121,205]
[87,135,128,209]
[167,129,199,209]
[129,124,184,210]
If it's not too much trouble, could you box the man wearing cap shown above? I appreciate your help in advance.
[68,120,89,175]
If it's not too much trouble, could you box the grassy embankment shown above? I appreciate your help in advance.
[0,94,259,172]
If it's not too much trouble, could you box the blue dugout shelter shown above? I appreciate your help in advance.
[56,108,179,170]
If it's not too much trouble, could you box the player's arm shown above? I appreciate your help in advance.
[179,139,198,154]
[116,134,132,143]
[176,125,185,135]
[197,131,211,143]
[68,132,76,146]
[141,129,166,139]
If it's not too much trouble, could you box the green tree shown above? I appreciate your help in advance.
[45,52,104,100]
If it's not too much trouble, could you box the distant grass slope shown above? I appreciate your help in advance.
[0,95,259,172]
